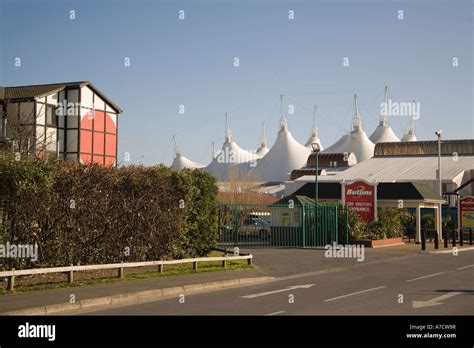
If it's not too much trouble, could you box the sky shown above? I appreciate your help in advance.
[1,0,472,166]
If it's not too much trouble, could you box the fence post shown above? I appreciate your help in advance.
[452,228,456,247]
[68,264,74,284]
[222,258,227,268]
[421,229,426,251]
[7,268,15,291]
[158,261,163,274]
[470,228,473,245]
[247,256,252,266]
[118,262,124,279]
[345,207,349,245]
[193,261,198,270]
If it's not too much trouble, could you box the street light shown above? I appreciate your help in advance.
[435,130,443,243]
[311,142,320,205]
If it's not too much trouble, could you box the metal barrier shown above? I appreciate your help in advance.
[217,203,347,248]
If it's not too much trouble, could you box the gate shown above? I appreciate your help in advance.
[217,203,349,248]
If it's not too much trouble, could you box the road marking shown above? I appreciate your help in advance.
[265,311,285,316]
[412,292,462,309]
[323,286,387,302]
[241,284,314,299]
[406,272,444,282]
[456,264,474,270]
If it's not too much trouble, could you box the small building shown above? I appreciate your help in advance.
[0,81,122,166]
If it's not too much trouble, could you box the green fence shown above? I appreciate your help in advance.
[217,203,349,248]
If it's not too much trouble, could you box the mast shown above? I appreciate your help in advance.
[260,122,267,147]
[225,112,232,142]
[311,106,319,137]
[172,134,181,157]
[352,94,362,132]
[380,85,389,127]
[279,94,288,132]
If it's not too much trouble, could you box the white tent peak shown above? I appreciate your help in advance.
[402,106,417,142]
[170,135,205,169]
[305,106,324,150]
[369,86,401,143]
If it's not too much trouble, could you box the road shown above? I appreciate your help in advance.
[86,250,473,315]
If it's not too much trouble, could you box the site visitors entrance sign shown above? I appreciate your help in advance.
[459,196,474,230]
[342,180,378,221]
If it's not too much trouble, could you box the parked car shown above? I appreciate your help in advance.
[224,217,271,240]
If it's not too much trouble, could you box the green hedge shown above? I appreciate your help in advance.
[0,155,218,270]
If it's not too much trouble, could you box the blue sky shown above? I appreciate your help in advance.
[1,0,472,166]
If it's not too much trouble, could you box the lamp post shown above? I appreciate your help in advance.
[311,143,320,205]
[435,130,443,242]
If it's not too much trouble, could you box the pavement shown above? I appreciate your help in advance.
[0,245,472,315]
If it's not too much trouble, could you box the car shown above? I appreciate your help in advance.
[223,216,271,241]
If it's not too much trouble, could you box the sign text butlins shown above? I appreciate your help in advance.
[342,180,378,221]
[459,196,474,230]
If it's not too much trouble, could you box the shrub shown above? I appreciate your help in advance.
[0,154,218,270]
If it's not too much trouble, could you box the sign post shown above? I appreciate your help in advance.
[459,197,474,243]
[341,180,378,222]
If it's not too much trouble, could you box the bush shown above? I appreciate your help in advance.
[346,207,411,241]
[0,154,218,270]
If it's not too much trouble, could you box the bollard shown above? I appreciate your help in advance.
[247,257,252,266]
[434,232,439,249]
[158,263,163,274]
[222,259,227,268]
[444,229,448,248]
[452,228,456,247]
[421,230,426,251]
[470,228,473,245]
[68,264,74,284]
[193,261,198,270]
[7,268,15,291]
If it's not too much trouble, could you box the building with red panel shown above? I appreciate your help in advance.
[0,81,122,166]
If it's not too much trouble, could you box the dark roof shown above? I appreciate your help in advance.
[292,181,443,202]
[274,195,315,206]
[0,81,122,113]
[293,182,342,200]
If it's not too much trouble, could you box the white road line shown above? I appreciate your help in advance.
[241,284,314,299]
[323,286,387,302]
[265,311,285,316]
[456,264,474,270]
[406,272,444,283]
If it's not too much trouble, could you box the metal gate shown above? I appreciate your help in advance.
[217,203,349,248]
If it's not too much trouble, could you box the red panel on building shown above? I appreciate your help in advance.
[104,156,116,167]
[105,134,116,157]
[80,154,92,165]
[82,110,93,130]
[80,130,93,154]
[93,132,104,155]
[94,110,105,132]
[342,180,378,221]
[93,155,104,165]
[106,113,116,134]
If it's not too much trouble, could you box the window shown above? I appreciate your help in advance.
[46,105,57,126]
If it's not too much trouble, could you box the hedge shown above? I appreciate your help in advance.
[0,155,218,270]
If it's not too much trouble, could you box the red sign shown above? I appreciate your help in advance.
[342,180,377,221]
[459,196,474,230]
